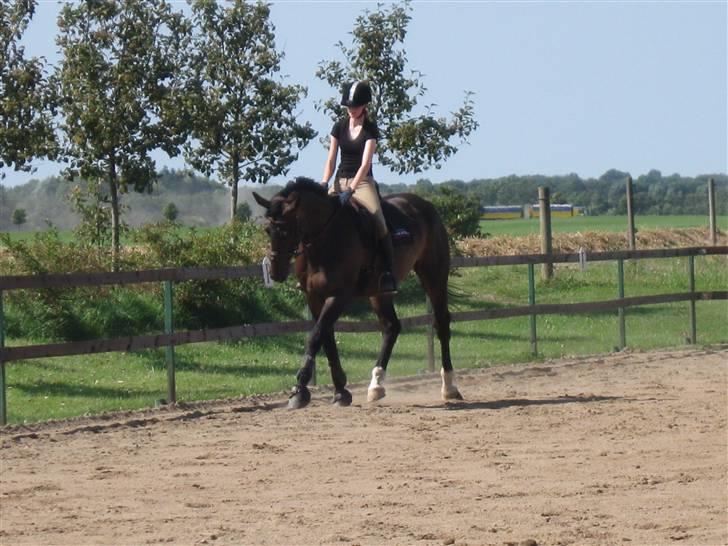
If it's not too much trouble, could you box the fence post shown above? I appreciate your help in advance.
[163,280,176,404]
[688,255,697,344]
[708,178,717,245]
[0,290,6,426]
[626,176,636,250]
[528,263,538,356]
[538,187,553,281]
[617,259,626,350]
[426,296,435,372]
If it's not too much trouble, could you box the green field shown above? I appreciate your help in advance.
[3,214,725,243]
[480,214,728,237]
[3,253,726,424]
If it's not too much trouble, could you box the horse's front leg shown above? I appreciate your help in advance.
[288,294,350,409]
[367,295,402,402]
[322,330,352,407]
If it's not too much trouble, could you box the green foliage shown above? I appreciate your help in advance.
[316,1,478,174]
[129,219,303,328]
[0,0,58,177]
[0,220,305,340]
[184,0,315,220]
[425,186,481,243]
[235,202,251,222]
[0,228,116,340]
[56,0,190,262]
[162,202,179,222]
[67,179,116,248]
[11,207,26,225]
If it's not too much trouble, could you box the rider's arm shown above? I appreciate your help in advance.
[349,138,377,192]
[321,136,339,186]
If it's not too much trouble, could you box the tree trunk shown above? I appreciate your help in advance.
[108,159,120,271]
[230,149,240,222]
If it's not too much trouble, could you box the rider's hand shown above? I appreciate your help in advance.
[338,189,353,205]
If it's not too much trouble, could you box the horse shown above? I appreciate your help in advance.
[253,177,462,409]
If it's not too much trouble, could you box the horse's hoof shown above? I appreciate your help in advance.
[442,387,464,401]
[332,389,352,407]
[367,386,386,402]
[288,386,311,410]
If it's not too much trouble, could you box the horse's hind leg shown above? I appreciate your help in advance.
[367,294,402,402]
[414,264,463,401]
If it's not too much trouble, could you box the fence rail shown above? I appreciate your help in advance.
[2,246,726,291]
[1,245,726,425]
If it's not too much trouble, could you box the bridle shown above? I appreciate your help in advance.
[267,197,345,260]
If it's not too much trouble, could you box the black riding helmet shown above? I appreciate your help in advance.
[340,81,372,107]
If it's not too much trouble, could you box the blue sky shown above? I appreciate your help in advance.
[5,0,727,187]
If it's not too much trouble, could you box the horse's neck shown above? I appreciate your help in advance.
[297,191,337,241]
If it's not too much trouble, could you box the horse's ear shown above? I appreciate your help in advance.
[252,192,270,210]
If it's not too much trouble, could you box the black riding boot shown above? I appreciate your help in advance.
[378,234,398,294]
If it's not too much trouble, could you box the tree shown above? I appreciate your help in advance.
[12,207,26,226]
[56,0,190,268]
[426,186,481,242]
[0,0,58,177]
[316,1,478,175]
[184,1,315,221]
[163,202,179,222]
[67,179,115,249]
[235,202,251,222]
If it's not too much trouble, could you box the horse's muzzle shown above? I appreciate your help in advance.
[269,252,292,282]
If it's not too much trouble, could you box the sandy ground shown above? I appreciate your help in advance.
[1,347,726,546]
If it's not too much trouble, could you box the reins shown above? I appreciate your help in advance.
[299,198,346,252]
[268,194,345,260]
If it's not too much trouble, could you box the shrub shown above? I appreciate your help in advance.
[427,186,481,242]
[163,202,179,222]
[1,221,305,340]
[12,208,27,226]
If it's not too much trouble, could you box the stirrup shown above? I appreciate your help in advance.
[379,272,398,294]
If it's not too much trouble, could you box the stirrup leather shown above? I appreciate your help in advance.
[379,271,398,294]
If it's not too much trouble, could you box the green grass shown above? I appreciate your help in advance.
[4,254,726,424]
[480,214,728,237]
[4,215,726,244]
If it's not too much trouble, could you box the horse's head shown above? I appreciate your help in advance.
[254,177,334,282]
[253,190,300,282]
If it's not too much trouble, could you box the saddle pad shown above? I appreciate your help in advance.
[391,227,413,246]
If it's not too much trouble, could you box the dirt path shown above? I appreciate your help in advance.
[1,347,726,546]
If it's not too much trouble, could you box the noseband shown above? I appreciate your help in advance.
[268,198,344,259]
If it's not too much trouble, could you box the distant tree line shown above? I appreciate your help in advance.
[2,167,725,234]
[381,169,728,216]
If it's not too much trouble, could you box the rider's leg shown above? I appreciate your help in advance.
[377,233,397,294]
[351,177,397,294]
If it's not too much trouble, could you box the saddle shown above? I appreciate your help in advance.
[339,195,415,292]
[346,196,415,249]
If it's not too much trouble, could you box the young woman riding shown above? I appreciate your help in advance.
[320,80,397,294]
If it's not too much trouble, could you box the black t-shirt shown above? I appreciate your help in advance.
[330,117,379,178]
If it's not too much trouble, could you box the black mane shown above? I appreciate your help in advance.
[279,177,328,199]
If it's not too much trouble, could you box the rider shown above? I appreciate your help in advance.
[320,80,397,294]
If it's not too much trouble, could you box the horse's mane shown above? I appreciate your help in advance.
[280,177,328,199]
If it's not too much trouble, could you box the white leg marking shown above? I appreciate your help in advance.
[441,368,463,401]
[367,366,386,402]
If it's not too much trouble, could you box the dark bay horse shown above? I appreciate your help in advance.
[253,177,462,409]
